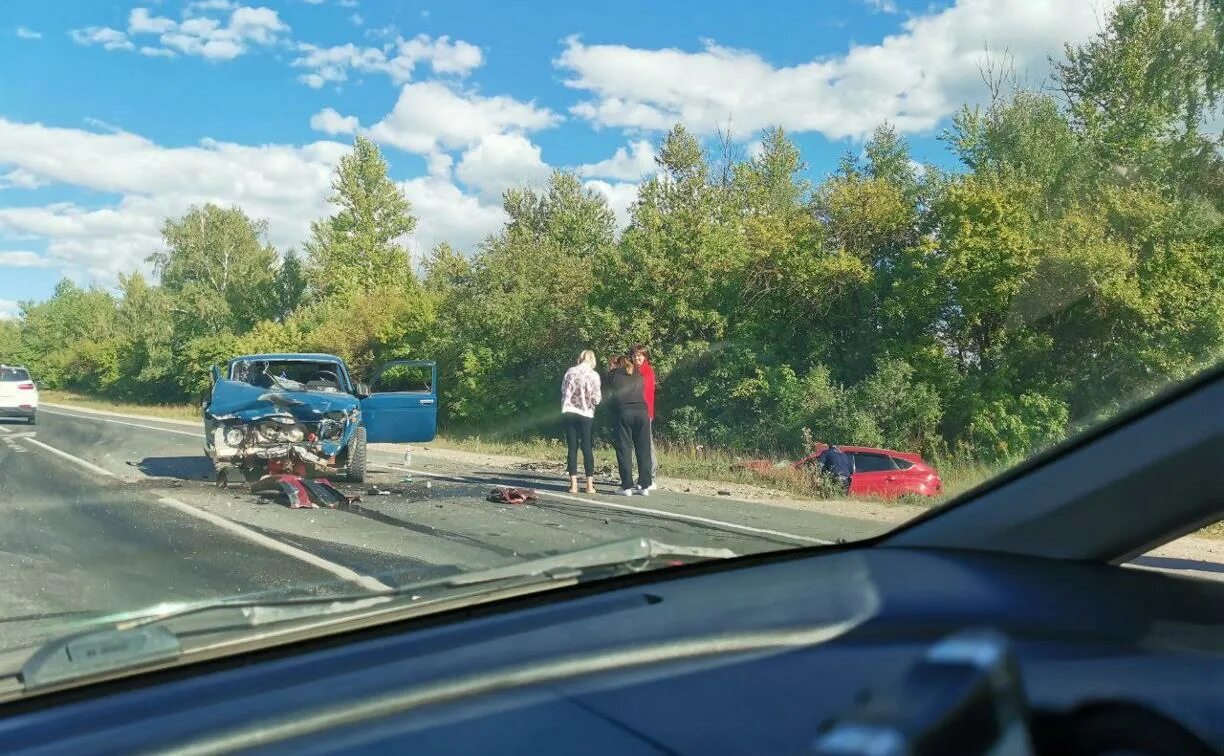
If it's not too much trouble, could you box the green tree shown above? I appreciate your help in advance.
[150,204,278,338]
[305,136,417,298]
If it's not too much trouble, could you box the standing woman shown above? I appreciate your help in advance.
[560,350,601,494]
[608,355,653,496]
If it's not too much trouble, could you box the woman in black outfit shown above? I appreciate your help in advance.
[608,355,653,496]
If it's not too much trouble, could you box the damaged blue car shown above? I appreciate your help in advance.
[203,353,437,484]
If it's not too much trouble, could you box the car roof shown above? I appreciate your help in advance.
[837,445,925,462]
[229,353,344,363]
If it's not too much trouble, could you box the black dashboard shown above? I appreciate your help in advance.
[1,546,1220,754]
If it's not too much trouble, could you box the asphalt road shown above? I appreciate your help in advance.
[0,405,893,654]
[2,405,1217,656]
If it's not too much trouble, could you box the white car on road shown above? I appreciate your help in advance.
[0,365,38,424]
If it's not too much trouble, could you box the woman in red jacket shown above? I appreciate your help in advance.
[630,345,657,489]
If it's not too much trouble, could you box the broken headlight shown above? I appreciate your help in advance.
[255,419,306,444]
[224,426,245,447]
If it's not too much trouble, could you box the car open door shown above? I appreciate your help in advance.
[359,360,438,443]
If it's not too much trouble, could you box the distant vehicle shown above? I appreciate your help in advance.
[203,353,437,483]
[798,445,943,499]
[0,365,38,424]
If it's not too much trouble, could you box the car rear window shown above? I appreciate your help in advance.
[1,368,31,382]
[852,453,896,473]
[891,457,914,470]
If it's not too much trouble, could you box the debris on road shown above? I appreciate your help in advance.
[366,486,392,496]
[252,474,358,509]
[488,487,537,505]
[717,490,732,496]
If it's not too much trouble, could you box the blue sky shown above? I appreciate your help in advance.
[0,0,1117,317]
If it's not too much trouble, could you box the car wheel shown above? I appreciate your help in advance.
[27,412,36,426]
[345,426,367,483]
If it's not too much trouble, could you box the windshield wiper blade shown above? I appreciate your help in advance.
[18,539,736,691]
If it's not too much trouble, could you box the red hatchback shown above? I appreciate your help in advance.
[795,445,943,499]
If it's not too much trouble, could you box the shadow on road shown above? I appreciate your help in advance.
[136,456,215,481]
[1131,555,1224,575]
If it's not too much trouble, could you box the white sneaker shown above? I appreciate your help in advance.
[619,488,635,496]
[638,487,650,497]
[645,482,658,491]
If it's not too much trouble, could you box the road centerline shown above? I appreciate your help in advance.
[39,407,202,438]
[155,496,393,593]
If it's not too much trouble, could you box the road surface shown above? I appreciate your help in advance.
[0,404,1218,655]
[0,405,895,653]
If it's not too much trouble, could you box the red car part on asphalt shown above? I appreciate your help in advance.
[794,445,943,499]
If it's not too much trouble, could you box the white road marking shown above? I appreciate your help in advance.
[0,425,11,433]
[35,405,835,545]
[156,496,393,593]
[40,407,201,438]
[394,466,833,546]
[20,416,392,591]
[22,437,116,478]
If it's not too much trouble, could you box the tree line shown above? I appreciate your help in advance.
[2,0,1221,466]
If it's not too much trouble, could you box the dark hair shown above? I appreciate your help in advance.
[630,344,649,358]
[615,355,635,375]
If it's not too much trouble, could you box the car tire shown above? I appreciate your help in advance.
[345,426,367,483]
[27,412,36,426]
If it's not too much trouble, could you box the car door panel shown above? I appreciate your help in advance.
[849,453,900,497]
[360,360,438,443]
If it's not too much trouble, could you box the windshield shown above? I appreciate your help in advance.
[0,0,1220,684]
[230,359,348,392]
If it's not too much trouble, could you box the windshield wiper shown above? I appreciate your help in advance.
[18,539,736,691]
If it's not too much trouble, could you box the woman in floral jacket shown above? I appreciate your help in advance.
[560,350,602,494]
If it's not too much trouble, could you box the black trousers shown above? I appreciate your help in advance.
[563,412,594,477]
[615,408,653,490]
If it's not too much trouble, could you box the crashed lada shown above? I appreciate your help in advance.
[203,353,437,484]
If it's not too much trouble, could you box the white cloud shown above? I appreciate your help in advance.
[0,250,53,268]
[399,175,505,257]
[576,139,656,181]
[292,34,483,87]
[16,27,42,40]
[188,0,237,10]
[582,180,638,228]
[350,13,364,26]
[0,168,50,189]
[126,4,289,61]
[557,0,1117,140]
[864,0,899,13]
[367,81,560,154]
[309,107,359,135]
[455,133,551,201]
[0,118,350,282]
[0,299,21,320]
[129,8,176,34]
[70,27,135,52]
[141,46,178,58]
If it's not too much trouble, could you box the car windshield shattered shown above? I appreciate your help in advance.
[0,0,1220,695]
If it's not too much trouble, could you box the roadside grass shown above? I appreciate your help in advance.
[40,390,202,422]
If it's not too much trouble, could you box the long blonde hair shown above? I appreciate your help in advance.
[614,355,635,375]
[577,349,596,368]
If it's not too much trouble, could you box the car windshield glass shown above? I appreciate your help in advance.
[0,0,1219,686]
[231,361,345,391]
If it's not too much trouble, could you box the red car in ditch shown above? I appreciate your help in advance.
[794,445,943,499]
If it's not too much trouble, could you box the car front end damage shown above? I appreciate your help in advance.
[205,378,362,484]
